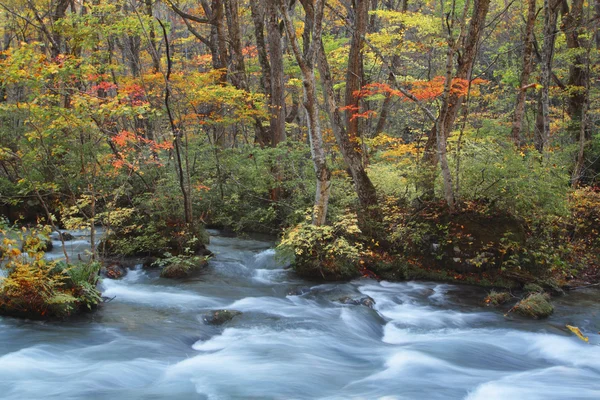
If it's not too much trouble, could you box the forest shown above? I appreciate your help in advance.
[1,0,600,398]
[0,0,599,317]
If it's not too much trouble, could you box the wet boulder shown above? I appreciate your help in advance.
[337,295,376,309]
[511,293,554,319]
[60,232,74,241]
[203,310,242,325]
[101,264,127,279]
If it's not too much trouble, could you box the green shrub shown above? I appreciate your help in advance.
[0,224,102,319]
[277,211,365,280]
[511,293,554,319]
[154,252,209,279]
[485,290,512,306]
[453,137,570,219]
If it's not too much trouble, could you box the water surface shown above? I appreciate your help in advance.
[1,231,599,399]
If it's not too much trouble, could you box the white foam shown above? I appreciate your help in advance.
[101,279,221,308]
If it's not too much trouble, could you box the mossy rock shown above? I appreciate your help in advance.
[292,257,360,281]
[523,283,544,294]
[160,259,208,279]
[203,310,242,325]
[512,293,554,319]
[337,295,376,309]
[484,290,511,306]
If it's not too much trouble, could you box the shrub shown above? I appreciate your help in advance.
[99,195,209,257]
[154,252,209,279]
[484,290,512,306]
[0,224,101,319]
[453,137,570,219]
[277,211,365,280]
[511,293,554,319]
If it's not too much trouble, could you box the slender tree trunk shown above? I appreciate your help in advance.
[51,0,70,57]
[280,0,331,226]
[596,0,600,49]
[266,0,286,146]
[250,1,272,104]
[572,3,592,186]
[426,0,491,210]
[437,45,458,212]
[537,0,561,153]
[145,0,161,73]
[224,0,247,89]
[511,0,537,146]
[344,0,368,142]
[316,40,381,234]
[224,0,270,146]
[561,0,587,141]
[158,19,193,228]
[89,185,96,261]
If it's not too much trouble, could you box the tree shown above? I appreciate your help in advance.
[511,0,537,146]
[279,0,331,226]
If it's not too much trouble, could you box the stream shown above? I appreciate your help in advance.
[1,230,600,399]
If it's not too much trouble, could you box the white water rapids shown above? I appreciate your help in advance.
[1,231,599,399]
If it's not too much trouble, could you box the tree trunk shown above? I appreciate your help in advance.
[280,0,331,226]
[561,0,587,141]
[316,40,381,234]
[344,0,368,142]
[511,0,537,146]
[596,0,600,49]
[537,0,561,152]
[426,0,491,210]
[145,0,161,73]
[224,0,248,89]
[266,0,286,146]
[250,1,272,104]
[158,19,193,228]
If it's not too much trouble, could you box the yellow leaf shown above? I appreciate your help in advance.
[566,325,589,343]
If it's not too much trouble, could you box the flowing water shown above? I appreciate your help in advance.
[1,231,600,399]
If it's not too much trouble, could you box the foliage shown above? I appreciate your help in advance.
[277,211,365,280]
[0,0,599,290]
[454,137,570,219]
[511,293,554,319]
[153,246,210,279]
[484,290,512,306]
[0,223,101,319]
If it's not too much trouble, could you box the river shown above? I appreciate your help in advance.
[1,230,599,399]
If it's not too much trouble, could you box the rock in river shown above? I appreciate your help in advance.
[337,296,376,309]
[203,310,242,325]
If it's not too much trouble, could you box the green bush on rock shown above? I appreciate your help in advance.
[484,290,512,306]
[0,224,102,319]
[277,212,365,280]
[511,293,554,319]
[154,252,210,279]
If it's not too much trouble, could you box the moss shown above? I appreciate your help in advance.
[370,257,520,289]
[484,290,512,306]
[512,293,554,319]
[523,283,544,294]
[292,257,360,281]
[160,259,207,279]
